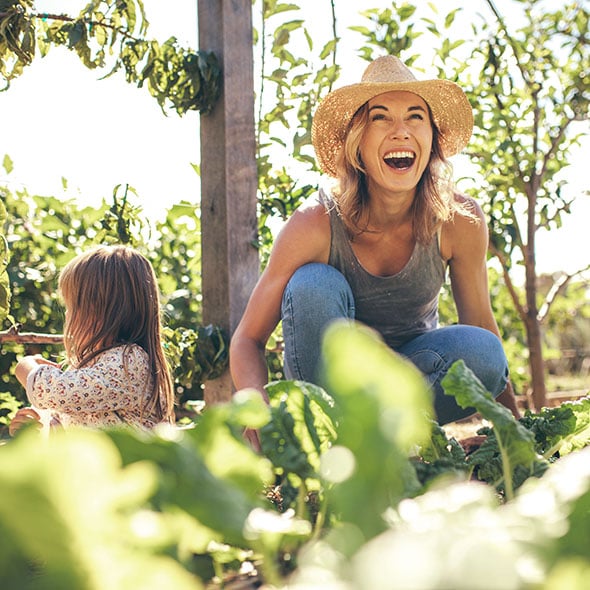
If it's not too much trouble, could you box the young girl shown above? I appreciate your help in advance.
[11,245,175,432]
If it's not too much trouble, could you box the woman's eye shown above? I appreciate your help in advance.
[409,113,424,120]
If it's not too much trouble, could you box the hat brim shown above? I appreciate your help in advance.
[312,79,473,177]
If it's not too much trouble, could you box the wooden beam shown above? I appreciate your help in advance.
[198,0,259,404]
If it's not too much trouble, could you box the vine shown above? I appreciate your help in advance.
[0,0,221,115]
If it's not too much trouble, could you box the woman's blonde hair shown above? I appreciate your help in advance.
[58,245,174,423]
[334,102,470,243]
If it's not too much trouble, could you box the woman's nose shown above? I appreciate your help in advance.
[389,120,410,139]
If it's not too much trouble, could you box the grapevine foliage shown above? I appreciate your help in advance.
[0,0,221,115]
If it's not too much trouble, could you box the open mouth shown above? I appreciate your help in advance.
[384,150,416,170]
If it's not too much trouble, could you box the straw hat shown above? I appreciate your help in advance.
[311,55,473,177]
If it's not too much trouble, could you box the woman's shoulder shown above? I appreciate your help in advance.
[280,191,332,237]
[269,190,332,268]
[440,193,487,260]
[297,188,334,215]
[451,192,485,217]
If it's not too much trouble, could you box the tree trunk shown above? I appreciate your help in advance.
[523,178,547,411]
[524,312,547,411]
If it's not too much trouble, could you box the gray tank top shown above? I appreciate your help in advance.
[321,190,447,349]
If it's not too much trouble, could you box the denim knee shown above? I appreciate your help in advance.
[399,325,509,424]
[283,263,353,307]
[460,328,509,399]
[281,263,354,382]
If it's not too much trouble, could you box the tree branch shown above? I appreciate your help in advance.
[35,12,138,43]
[485,0,530,86]
[538,264,590,323]
[0,10,143,47]
[0,327,62,344]
[538,117,573,182]
[489,241,528,321]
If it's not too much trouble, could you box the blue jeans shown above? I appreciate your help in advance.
[281,263,508,425]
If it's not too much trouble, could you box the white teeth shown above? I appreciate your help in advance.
[384,151,415,159]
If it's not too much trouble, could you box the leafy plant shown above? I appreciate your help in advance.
[1,321,590,588]
[0,0,221,115]
[163,324,229,405]
[412,420,471,487]
[442,360,548,499]
[520,396,590,460]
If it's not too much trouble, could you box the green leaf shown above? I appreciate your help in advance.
[2,153,13,174]
[67,19,85,48]
[319,322,432,551]
[442,360,546,499]
[521,397,590,458]
[0,428,202,589]
[105,426,257,547]
[444,8,460,29]
[186,390,274,500]
[260,380,338,480]
[0,391,20,425]
[323,321,434,449]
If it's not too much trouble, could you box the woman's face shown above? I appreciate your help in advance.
[358,90,433,197]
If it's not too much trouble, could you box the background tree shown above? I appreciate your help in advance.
[463,0,589,409]
[0,0,220,114]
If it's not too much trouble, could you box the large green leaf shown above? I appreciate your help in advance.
[260,380,338,481]
[520,396,590,459]
[186,389,274,500]
[0,428,202,589]
[320,321,433,552]
[104,426,257,547]
[442,360,547,499]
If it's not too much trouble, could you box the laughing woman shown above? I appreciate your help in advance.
[230,55,520,446]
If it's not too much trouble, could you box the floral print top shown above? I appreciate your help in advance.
[26,344,159,429]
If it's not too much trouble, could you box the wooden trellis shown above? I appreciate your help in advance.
[198,1,259,404]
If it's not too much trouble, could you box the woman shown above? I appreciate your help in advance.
[230,55,520,441]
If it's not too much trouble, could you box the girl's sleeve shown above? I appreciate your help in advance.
[26,347,150,413]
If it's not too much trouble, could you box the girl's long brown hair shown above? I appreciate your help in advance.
[58,245,174,423]
[334,102,472,243]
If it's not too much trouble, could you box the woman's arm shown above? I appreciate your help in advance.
[444,200,498,331]
[443,198,521,418]
[230,200,331,398]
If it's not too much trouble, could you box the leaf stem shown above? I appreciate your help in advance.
[496,435,514,501]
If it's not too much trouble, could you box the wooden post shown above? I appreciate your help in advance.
[198,1,259,404]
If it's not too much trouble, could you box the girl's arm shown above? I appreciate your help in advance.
[15,355,60,388]
[24,346,150,414]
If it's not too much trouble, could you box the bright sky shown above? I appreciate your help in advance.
[0,0,201,220]
[0,0,588,276]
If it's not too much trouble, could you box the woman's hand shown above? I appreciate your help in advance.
[243,427,262,453]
